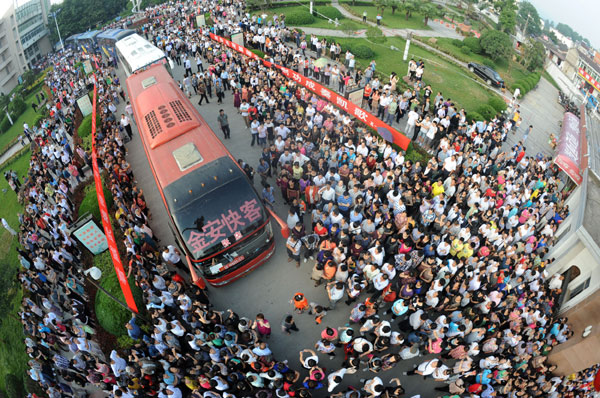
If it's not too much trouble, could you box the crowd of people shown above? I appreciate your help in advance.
[8,0,599,398]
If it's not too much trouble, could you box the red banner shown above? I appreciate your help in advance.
[209,33,411,150]
[90,58,139,313]
[554,112,583,185]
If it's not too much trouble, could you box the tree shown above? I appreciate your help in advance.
[21,70,37,88]
[497,0,517,34]
[546,30,559,45]
[374,0,387,16]
[401,0,419,20]
[555,22,589,45]
[421,4,439,27]
[517,1,541,36]
[522,38,546,71]
[48,0,128,44]
[479,29,513,61]
[389,0,400,15]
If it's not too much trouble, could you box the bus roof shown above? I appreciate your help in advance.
[78,30,101,40]
[97,28,134,41]
[116,33,166,74]
[126,63,230,188]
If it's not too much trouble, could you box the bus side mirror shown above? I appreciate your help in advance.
[266,207,290,238]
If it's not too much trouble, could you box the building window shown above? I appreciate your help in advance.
[568,277,591,300]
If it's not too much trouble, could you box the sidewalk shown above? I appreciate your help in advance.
[0,141,26,166]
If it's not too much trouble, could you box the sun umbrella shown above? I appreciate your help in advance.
[377,126,394,143]
[313,57,328,68]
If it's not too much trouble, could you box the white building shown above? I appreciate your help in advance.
[0,0,53,95]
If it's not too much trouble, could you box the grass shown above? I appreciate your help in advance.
[324,35,500,113]
[0,149,32,391]
[338,2,432,30]
[542,70,561,91]
[252,5,352,29]
[419,36,531,90]
[0,90,44,155]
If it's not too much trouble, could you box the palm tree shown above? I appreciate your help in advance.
[402,0,418,20]
[375,0,388,16]
[421,4,439,26]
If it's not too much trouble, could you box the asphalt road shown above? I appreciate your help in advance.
[118,61,443,397]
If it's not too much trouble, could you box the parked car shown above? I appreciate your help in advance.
[468,62,505,88]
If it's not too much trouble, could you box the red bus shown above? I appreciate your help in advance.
[126,64,287,286]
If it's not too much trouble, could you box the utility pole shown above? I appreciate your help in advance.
[50,10,64,51]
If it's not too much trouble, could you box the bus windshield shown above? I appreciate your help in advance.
[164,160,267,261]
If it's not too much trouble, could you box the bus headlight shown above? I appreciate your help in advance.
[266,221,273,240]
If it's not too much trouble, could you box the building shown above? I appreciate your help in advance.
[0,0,52,95]
[546,109,600,375]
[550,27,574,49]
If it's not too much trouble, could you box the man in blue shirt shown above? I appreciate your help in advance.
[125,314,142,340]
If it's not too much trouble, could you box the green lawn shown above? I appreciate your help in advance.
[0,90,43,155]
[419,37,531,90]
[542,70,560,91]
[324,36,500,112]
[338,2,432,30]
[252,5,354,29]
[0,149,32,392]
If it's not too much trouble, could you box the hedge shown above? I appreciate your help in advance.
[0,116,11,133]
[285,10,316,25]
[346,43,374,59]
[77,112,101,139]
[95,273,144,336]
[314,6,344,21]
[467,111,483,123]
[476,104,496,120]
[250,49,265,58]
[78,183,114,222]
[488,96,507,113]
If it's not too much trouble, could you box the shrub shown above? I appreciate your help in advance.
[339,20,361,33]
[518,80,531,93]
[463,37,482,54]
[466,111,483,123]
[117,335,138,349]
[0,115,10,133]
[511,84,524,97]
[33,114,46,128]
[314,6,343,21]
[78,183,114,222]
[94,250,115,275]
[460,45,471,54]
[476,104,497,120]
[350,44,374,59]
[7,97,26,119]
[451,38,463,47]
[482,58,496,68]
[95,273,144,336]
[5,373,24,398]
[77,113,101,139]
[285,10,316,25]
[250,49,265,58]
[366,26,386,44]
[488,96,507,113]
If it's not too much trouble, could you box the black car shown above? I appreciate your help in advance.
[468,62,505,88]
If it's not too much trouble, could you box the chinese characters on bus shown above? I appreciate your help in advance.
[186,199,262,254]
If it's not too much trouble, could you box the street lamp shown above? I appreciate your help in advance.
[49,9,64,51]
